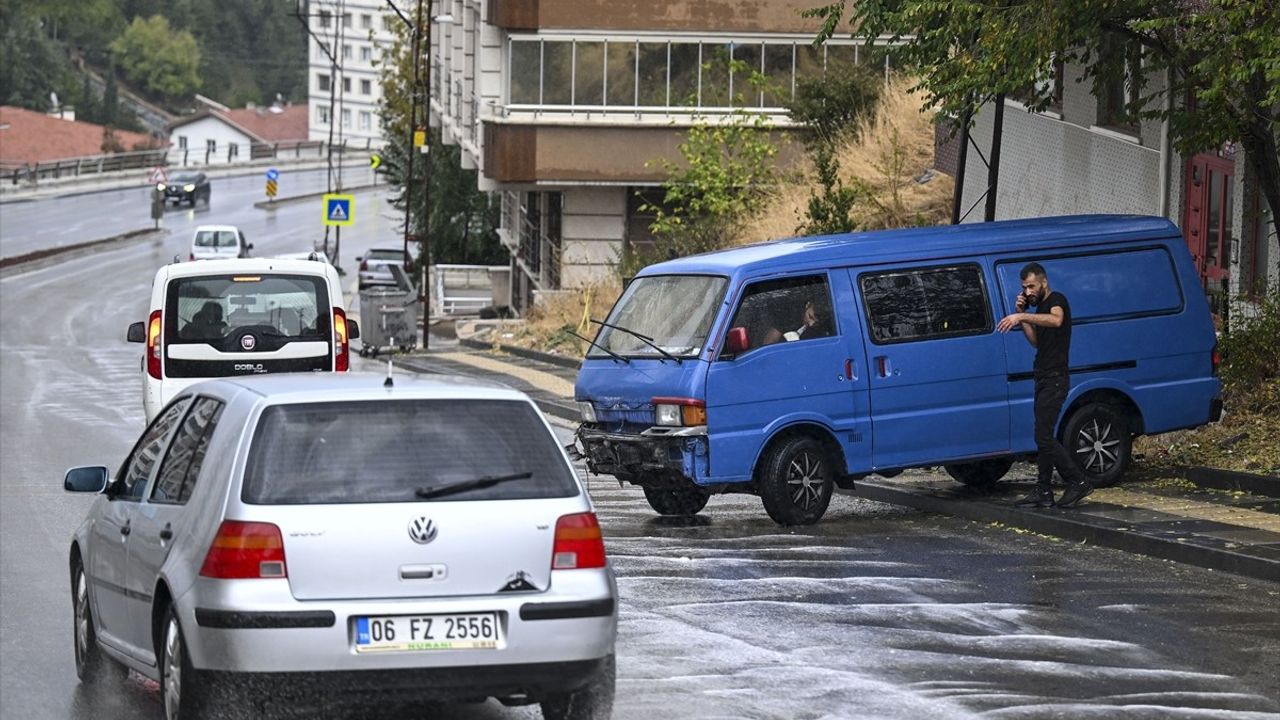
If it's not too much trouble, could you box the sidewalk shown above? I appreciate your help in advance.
[393,342,1280,583]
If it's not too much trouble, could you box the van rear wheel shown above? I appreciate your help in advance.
[758,436,834,526]
[1063,403,1131,488]
[944,458,1014,487]
[642,485,709,516]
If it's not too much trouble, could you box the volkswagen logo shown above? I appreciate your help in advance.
[240,334,257,351]
[408,517,437,544]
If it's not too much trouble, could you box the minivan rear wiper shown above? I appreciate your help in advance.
[590,319,680,363]
[568,329,629,364]
[414,471,532,500]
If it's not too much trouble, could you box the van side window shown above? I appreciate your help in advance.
[860,265,990,344]
[116,399,192,500]
[151,398,225,505]
[727,275,834,353]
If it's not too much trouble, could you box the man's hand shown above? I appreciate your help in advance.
[997,313,1024,333]
[1015,293,1028,312]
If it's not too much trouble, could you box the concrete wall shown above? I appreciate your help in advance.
[167,118,255,166]
[560,187,625,287]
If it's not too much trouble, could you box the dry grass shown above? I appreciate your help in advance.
[499,282,623,357]
[1133,382,1280,477]
[742,78,955,244]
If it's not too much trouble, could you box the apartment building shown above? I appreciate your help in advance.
[428,0,884,312]
[307,0,397,145]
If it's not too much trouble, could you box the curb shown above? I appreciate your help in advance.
[458,336,583,370]
[846,481,1280,583]
[0,227,161,272]
[253,183,381,209]
[1183,466,1280,497]
[393,355,579,422]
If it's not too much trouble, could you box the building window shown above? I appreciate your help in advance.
[177,135,187,150]
[361,79,372,95]
[360,46,372,62]
[1098,35,1142,134]
[342,44,352,60]
[318,10,331,28]
[228,142,239,159]
[360,13,372,29]
[318,74,331,92]
[358,111,372,130]
[206,139,216,153]
[383,15,395,32]
[316,42,330,61]
[343,77,351,93]
[1011,55,1064,114]
[341,108,352,128]
[342,12,352,28]
[317,105,330,125]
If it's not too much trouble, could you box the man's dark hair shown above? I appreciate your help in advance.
[1020,262,1047,280]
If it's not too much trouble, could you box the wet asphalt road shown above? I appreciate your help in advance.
[2,186,1279,719]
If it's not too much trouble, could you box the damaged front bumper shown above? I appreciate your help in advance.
[575,424,710,483]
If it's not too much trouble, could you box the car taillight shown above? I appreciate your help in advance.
[333,306,349,371]
[551,512,606,570]
[360,259,369,271]
[146,310,162,379]
[1212,343,1220,376]
[199,521,287,579]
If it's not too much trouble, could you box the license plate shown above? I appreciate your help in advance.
[354,613,501,653]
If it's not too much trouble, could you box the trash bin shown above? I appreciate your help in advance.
[358,265,418,357]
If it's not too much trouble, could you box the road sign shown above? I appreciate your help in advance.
[266,179,278,199]
[266,167,280,181]
[413,129,426,148]
[148,166,168,184]
[322,193,355,226]
[370,153,382,171]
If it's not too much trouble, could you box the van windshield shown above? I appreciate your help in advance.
[591,274,727,359]
[195,230,238,248]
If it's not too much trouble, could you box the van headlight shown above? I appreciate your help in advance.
[578,401,597,423]
[654,404,681,426]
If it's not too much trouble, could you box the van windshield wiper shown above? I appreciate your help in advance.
[415,471,532,500]
[590,319,680,363]
[568,329,629,364]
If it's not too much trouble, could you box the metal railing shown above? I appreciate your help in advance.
[431,264,506,316]
[169,138,378,167]
[3,149,168,186]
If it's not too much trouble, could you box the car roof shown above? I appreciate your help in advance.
[188,372,530,407]
[162,257,336,279]
[639,214,1180,277]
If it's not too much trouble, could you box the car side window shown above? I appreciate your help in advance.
[860,264,991,344]
[726,275,834,354]
[151,398,225,505]
[116,399,191,501]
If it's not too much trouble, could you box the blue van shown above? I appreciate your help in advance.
[574,215,1222,525]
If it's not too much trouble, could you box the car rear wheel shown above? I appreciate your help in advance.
[540,654,615,720]
[72,560,126,684]
[758,435,834,526]
[1063,403,1132,488]
[642,484,709,516]
[944,457,1015,487]
[161,606,222,720]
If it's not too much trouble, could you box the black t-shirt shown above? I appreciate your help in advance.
[1034,291,1071,375]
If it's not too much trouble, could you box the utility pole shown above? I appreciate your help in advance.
[422,0,432,350]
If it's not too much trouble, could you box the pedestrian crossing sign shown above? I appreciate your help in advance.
[322,194,355,226]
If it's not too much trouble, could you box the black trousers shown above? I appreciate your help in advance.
[1033,372,1083,489]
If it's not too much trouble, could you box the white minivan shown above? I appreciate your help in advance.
[190,225,251,261]
[127,258,359,422]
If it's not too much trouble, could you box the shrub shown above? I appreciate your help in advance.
[1220,285,1280,412]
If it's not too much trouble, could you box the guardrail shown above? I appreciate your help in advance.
[431,264,506,316]
[2,149,168,186]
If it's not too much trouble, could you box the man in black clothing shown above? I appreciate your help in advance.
[997,263,1094,508]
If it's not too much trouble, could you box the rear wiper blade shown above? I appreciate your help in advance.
[415,471,532,500]
[568,329,629,364]
[590,319,680,363]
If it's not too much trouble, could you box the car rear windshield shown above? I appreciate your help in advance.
[367,249,404,261]
[166,274,328,345]
[194,230,238,248]
[241,400,579,504]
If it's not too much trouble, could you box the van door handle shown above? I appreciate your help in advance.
[159,523,173,541]
[844,358,857,380]
[875,356,892,378]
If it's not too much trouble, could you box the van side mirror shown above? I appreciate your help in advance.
[724,327,749,356]
[347,318,360,340]
[127,321,146,343]
[64,466,109,494]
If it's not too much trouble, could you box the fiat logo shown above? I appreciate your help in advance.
[408,517,437,544]
[240,334,256,351]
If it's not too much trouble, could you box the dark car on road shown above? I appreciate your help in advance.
[159,171,210,207]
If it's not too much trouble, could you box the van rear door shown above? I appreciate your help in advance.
[851,263,1011,469]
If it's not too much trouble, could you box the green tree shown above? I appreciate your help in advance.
[101,61,119,126]
[110,15,201,99]
[0,7,74,110]
[807,0,1280,227]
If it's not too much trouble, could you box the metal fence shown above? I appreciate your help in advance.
[431,264,507,316]
[2,149,168,186]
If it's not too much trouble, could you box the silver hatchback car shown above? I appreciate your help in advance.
[66,374,617,720]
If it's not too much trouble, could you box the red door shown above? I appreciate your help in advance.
[1183,153,1235,293]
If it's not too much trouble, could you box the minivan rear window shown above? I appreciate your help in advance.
[194,230,238,248]
[241,400,578,504]
[166,274,329,346]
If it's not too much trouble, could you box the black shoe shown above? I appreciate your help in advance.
[1013,487,1055,508]
[1057,481,1095,508]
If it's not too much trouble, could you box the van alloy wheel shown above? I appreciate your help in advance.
[1063,402,1131,488]
[759,436,834,525]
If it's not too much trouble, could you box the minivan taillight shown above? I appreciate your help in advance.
[199,521,287,579]
[551,512,606,570]
[146,310,162,379]
[360,258,369,271]
[1212,343,1221,376]
[333,306,349,371]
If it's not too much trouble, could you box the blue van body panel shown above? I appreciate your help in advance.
[574,215,1221,493]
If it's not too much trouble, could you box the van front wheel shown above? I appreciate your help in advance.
[758,436,834,526]
[944,458,1014,487]
[642,485,709,516]
[1063,403,1132,488]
